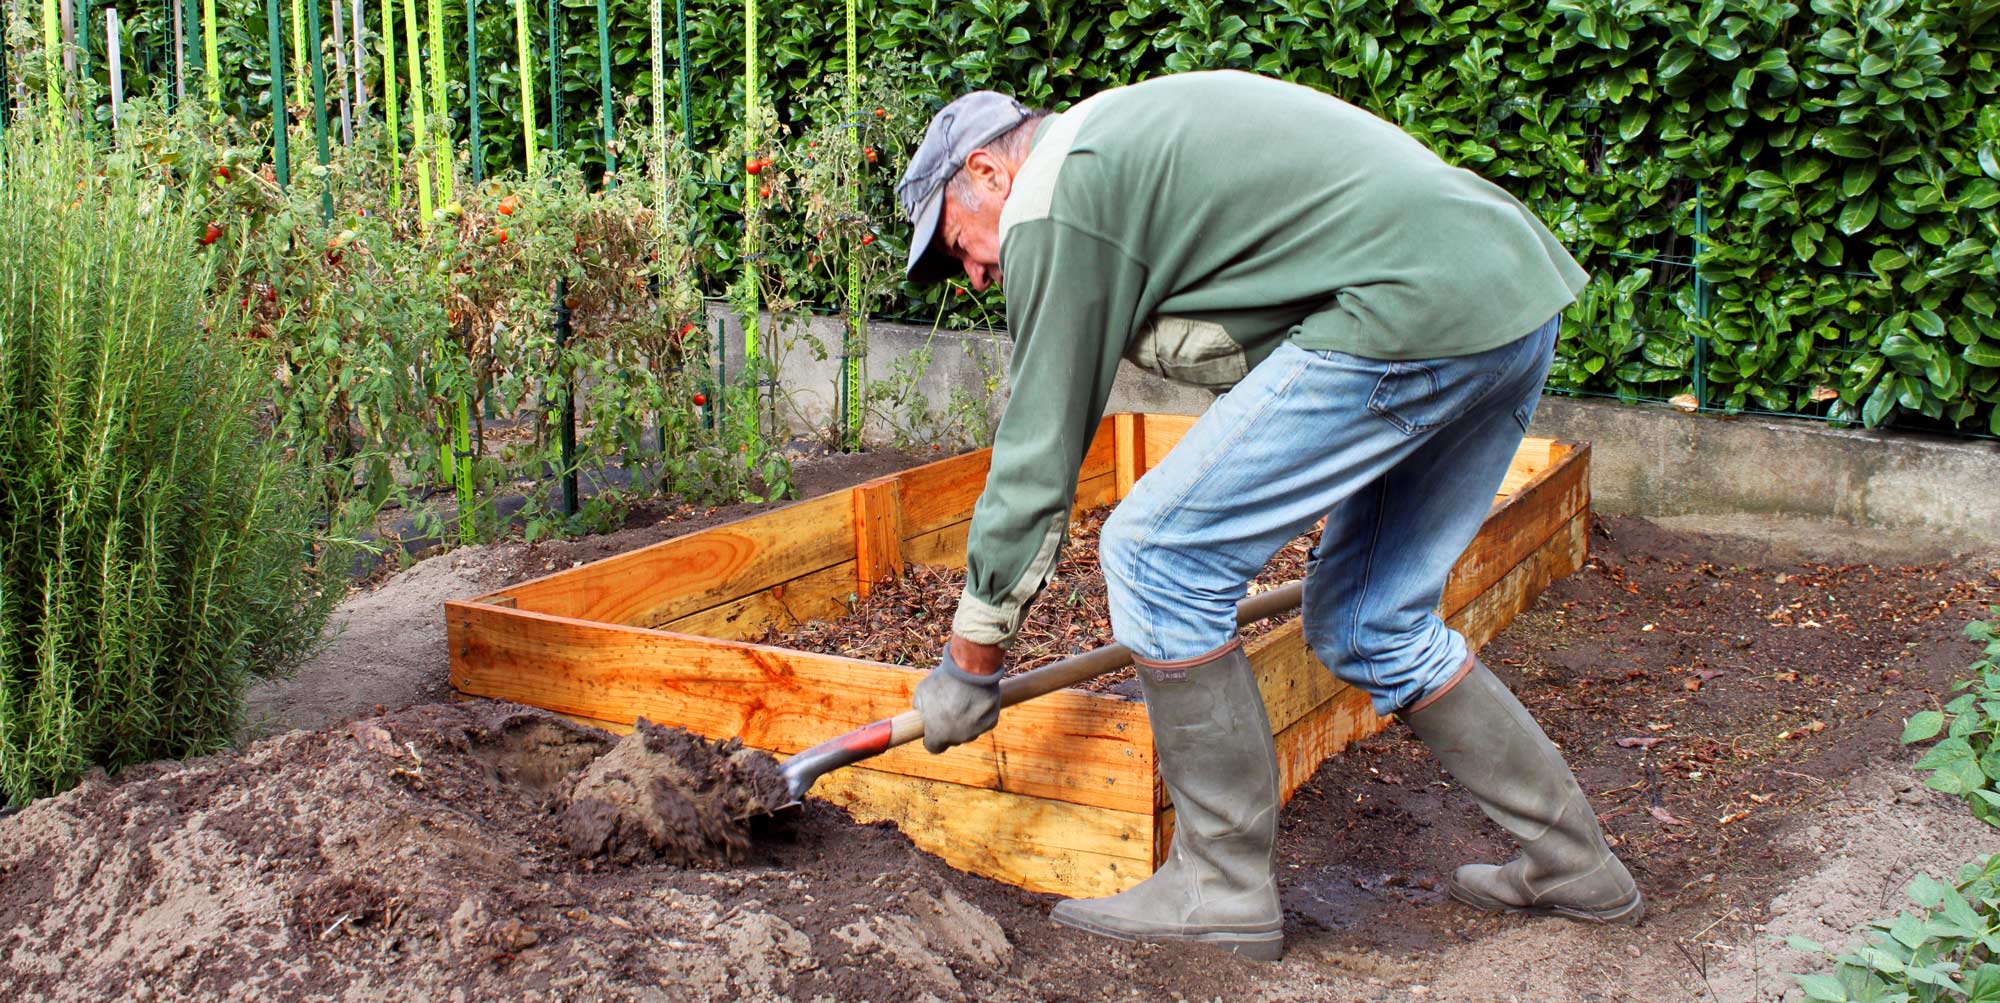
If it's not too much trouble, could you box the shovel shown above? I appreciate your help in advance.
[773,580,1306,806]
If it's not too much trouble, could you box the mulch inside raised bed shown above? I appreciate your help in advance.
[760,505,1318,692]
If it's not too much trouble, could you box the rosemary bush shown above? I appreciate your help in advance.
[0,120,342,805]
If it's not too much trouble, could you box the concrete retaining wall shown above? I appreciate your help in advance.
[716,306,2000,550]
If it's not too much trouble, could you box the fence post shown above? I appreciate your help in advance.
[292,0,308,109]
[842,0,862,450]
[105,10,121,130]
[352,0,369,120]
[76,0,90,83]
[1692,181,1710,412]
[546,0,560,155]
[740,0,760,363]
[427,0,451,204]
[400,0,433,221]
[330,0,352,143]
[513,0,536,173]
[382,0,404,207]
[595,0,614,180]
[309,0,333,220]
[555,285,578,516]
[203,0,219,117]
[465,0,481,182]
[267,0,289,186]
[41,0,62,121]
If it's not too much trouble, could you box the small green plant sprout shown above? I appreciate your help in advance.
[1901,608,2000,829]
[1786,854,2000,1003]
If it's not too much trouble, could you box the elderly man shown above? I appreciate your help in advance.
[895,70,1641,961]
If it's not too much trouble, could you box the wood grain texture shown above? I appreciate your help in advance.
[488,490,856,628]
[810,766,1156,898]
[1131,412,1198,472]
[1115,413,1141,500]
[1275,683,1386,804]
[656,562,857,642]
[447,601,1158,814]
[1243,617,1344,737]
[896,417,1120,542]
[1438,440,1589,621]
[896,470,1119,571]
[853,478,905,597]
[1447,509,1588,651]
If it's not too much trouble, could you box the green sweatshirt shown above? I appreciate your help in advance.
[951,70,1588,647]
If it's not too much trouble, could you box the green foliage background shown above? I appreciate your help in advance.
[18,0,2000,433]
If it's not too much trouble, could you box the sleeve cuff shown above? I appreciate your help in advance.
[952,592,1023,648]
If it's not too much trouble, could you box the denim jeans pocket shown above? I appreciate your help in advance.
[1366,360,1504,436]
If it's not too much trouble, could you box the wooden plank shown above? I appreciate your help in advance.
[1495,438,1558,498]
[556,708,1156,898]
[1438,440,1589,621]
[853,479,905,597]
[657,561,858,642]
[810,766,1156,899]
[488,490,856,628]
[896,417,1120,541]
[1243,616,1343,737]
[1447,509,1588,651]
[1132,412,1198,473]
[1115,413,1141,500]
[1275,683,1386,803]
[895,448,993,541]
[447,601,1158,814]
[898,470,1119,571]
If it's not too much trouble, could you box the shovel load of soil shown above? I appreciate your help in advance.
[559,720,789,865]
[762,505,1317,689]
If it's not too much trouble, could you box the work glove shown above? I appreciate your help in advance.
[911,644,1002,754]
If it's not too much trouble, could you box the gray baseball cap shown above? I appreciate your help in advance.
[896,91,1032,284]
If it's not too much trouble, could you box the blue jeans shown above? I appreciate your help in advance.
[1101,315,1560,715]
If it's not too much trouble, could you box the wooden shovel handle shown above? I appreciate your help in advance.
[780,581,1306,801]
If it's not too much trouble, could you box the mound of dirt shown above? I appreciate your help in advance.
[0,702,1057,1003]
[558,721,788,864]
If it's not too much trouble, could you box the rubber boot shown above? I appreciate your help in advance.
[1402,659,1644,925]
[1049,641,1284,961]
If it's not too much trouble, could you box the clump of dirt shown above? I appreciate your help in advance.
[763,504,1316,690]
[559,720,789,864]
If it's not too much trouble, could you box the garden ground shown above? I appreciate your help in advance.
[3,448,1997,1002]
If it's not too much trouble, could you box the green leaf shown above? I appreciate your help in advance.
[1793,973,1848,1002]
[1842,160,1878,197]
[1965,341,2000,368]
[1619,109,1651,142]
[1817,126,1875,158]
[1925,758,1987,795]
[1907,872,1949,908]
[1869,248,1910,277]
[1901,710,1947,743]
[1837,194,1878,235]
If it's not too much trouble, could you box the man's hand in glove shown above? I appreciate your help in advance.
[912,634,1004,754]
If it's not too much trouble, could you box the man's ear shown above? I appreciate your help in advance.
[964,149,1013,201]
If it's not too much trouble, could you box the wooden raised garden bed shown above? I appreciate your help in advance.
[447,413,1591,898]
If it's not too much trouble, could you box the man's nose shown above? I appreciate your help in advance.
[964,261,991,292]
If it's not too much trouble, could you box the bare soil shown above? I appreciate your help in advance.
[6,443,1998,1002]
